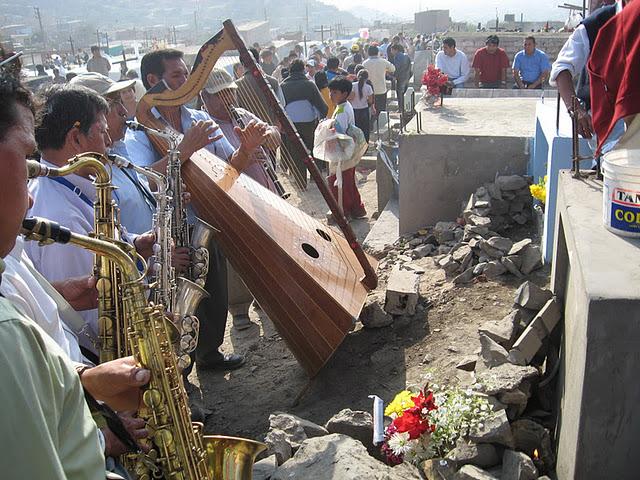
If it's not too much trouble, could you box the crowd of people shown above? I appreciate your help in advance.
[0,0,637,476]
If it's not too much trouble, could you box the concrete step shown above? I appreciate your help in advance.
[363,197,399,258]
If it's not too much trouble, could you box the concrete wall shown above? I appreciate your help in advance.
[398,134,529,233]
[552,171,640,480]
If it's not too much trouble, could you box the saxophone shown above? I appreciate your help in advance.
[21,216,266,480]
[27,154,132,363]
[126,121,216,288]
[106,154,205,366]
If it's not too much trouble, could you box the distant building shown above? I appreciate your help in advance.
[238,20,271,48]
[414,10,451,35]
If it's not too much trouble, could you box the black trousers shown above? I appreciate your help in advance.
[354,107,371,143]
[193,238,229,366]
[374,93,387,118]
[289,120,319,187]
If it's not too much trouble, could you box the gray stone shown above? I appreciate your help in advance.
[509,299,561,365]
[360,293,394,329]
[422,458,457,480]
[385,267,420,315]
[486,236,513,253]
[466,224,490,237]
[475,363,539,396]
[475,200,491,209]
[468,410,515,448]
[269,412,329,444]
[474,262,488,275]
[434,221,459,243]
[484,260,507,278]
[469,238,481,249]
[454,465,500,480]
[253,454,277,480]
[479,240,505,259]
[453,245,472,263]
[413,243,435,258]
[498,388,529,418]
[469,215,492,228]
[508,238,533,256]
[454,267,476,285]
[514,282,552,311]
[438,245,452,255]
[496,175,528,191]
[509,200,525,213]
[445,440,499,469]
[478,333,511,368]
[325,409,373,450]
[501,256,523,277]
[512,213,529,225]
[265,429,293,465]
[479,316,516,349]
[519,245,542,275]
[476,186,488,198]
[457,355,478,371]
[408,237,423,247]
[486,182,502,200]
[501,450,538,480]
[439,255,461,276]
[511,419,556,469]
[461,251,475,271]
[490,198,510,216]
[271,434,422,480]
[423,234,438,246]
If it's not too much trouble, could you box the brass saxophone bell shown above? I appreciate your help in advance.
[204,435,267,480]
[173,277,209,317]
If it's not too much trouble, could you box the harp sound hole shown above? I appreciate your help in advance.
[316,229,332,242]
[301,243,320,259]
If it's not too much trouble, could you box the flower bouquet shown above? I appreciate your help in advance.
[416,65,449,111]
[530,175,547,205]
[381,386,493,465]
[381,387,438,465]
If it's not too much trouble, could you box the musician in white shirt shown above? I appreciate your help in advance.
[27,85,155,358]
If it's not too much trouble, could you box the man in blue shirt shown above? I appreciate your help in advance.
[512,36,551,89]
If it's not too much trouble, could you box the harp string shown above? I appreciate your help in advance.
[201,56,358,280]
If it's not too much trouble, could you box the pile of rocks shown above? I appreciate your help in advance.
[433,281,561,480]
[256,281,561,480]
[258,410,422,480]
[463,175,534,232]
[371,174,542,283]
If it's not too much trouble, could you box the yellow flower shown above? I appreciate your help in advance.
[385,390,416,417]
[530,177,547,204]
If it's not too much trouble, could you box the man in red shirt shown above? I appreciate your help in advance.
[472,35,510,88]
[588,0,639,155]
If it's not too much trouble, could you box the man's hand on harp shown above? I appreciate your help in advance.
[178,119,224,161]
[230,119,270,172]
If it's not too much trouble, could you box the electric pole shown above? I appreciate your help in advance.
[69,36,75,57]
[33,7,46,48]
[96,29,101,48]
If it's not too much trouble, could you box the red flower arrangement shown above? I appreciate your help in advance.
[381,387,438,465]
[421,64,449,97]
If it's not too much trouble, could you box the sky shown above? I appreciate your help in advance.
[319,0,569,22]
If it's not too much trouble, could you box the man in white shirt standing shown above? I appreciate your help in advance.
[362,45,395,118]
[435,37,471,89]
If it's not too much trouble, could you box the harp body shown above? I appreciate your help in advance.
[136,20,377,377]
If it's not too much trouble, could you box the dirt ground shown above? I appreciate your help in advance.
[188,167,548,442]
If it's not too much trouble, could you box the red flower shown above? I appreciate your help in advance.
[422,65,448,96]
[391,410,430,439]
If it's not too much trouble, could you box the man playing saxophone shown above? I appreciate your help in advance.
[0,67,152,479]
[25,84,159,359]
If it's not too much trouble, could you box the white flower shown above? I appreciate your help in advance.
[388,432,414,457]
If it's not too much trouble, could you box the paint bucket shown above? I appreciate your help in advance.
[602,148,640,237]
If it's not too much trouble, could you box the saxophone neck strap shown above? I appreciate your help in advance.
[47,176,93,208]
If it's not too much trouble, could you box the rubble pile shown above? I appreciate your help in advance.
[257,282,560,480]
[371,174,542,284]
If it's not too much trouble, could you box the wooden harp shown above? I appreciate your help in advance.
[136,20,377,377]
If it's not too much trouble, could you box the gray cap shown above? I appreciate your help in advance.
[203,68,237,95]
[70,72,136,97]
